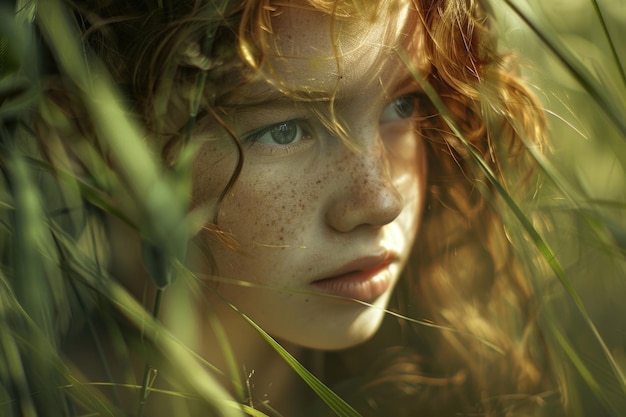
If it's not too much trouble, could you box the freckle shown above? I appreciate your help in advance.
[305,298,309,303]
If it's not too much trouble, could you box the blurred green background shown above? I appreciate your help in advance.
[492,1,626,415]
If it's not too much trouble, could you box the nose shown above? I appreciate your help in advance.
[325,142,404,233]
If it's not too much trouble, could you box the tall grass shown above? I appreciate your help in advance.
[490,1,626,415]
[1,0,625,416]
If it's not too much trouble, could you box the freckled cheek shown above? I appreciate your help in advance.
[214,169,325,246]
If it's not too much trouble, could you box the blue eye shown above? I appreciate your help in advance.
[244,120,311,146]
[380,94,418,122]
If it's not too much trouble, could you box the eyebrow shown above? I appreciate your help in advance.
[216,84,340,110]
[216,72,422,110]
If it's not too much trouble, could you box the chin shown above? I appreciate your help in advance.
[278,302,388,351]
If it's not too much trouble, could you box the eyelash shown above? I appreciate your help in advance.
[244,119,306,141]
[240,93,421,151]
[242,118,315,155]
[380,93,420,122]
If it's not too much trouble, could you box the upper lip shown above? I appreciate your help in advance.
[312,251,397,283]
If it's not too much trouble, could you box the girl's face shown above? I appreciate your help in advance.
[191,3,427,350]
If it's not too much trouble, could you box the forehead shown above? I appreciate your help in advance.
[225,2,423,104]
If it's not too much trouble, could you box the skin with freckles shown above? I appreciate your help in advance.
[189,4,427,351]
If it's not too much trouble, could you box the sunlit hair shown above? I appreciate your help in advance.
[51,0,559,415]
[381,1,555,414]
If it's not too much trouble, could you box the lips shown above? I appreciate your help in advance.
[310,254,397,302]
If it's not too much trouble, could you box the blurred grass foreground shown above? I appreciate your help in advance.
[1,0,626,416]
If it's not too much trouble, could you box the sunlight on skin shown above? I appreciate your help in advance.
[183,1,428,354]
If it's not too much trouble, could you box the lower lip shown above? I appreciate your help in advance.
[310,264,393,302]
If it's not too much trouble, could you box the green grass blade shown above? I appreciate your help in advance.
[588,0,626,89]
[503,0,626,139]
[196,283,361,415]
[234,308,362,417]
[25,157,133,227]
[0,302,38,417]
[549,324,606,405]
[103,280,244,416]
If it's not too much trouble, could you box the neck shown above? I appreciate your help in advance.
[161,286,316,415]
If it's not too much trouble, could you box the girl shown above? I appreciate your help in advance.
[2,0,564,416]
